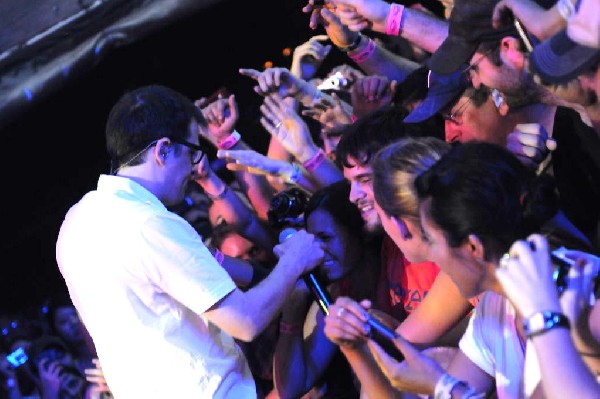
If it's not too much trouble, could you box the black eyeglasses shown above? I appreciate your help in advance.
[441,95,473,126]
[169,137,207,165]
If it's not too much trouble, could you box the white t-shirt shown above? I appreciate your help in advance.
[460,291,529,399]
[56,175,255,399]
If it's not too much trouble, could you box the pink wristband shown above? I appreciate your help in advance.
[350,114,358,123]
[217,131,241,150]
[213,248,225,265]
[280,321,302,335]
[302,149,326,172]
[348,38,376,64]
[386,3,405,36]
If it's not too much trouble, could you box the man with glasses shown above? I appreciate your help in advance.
[424,0,600,245]
[56,84,325,399]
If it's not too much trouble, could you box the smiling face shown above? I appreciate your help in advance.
[306,208,361,282]
[343,157,381,233]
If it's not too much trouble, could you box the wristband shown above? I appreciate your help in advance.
[338,33,362,52]
[302,149,326,172]
[350,114,358,123]
[386,3,405,36]
[217,131,241,150]
[434,373,463,399]
[280,321,303,335]
[556,0,575,20]
[213,248,225,265]
[523,311,570,338]
[348,38,376,64]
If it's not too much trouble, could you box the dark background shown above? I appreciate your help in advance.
[0,0,321,314]
[0,0,443,315]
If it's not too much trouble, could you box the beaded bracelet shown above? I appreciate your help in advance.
[386,3,405,36]
[217,130,241,150]
[348,38,376,64]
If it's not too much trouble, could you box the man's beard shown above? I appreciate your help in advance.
[501,68,544,109]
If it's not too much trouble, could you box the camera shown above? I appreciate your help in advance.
[6,347,28,369]
[551,248,600,297]
[267,187,308,228]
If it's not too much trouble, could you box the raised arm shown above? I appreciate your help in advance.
[193,153,277,254]
[196,93,275,220]
[327,0,448,53]
[259,94,344,189]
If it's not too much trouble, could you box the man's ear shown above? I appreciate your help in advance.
[392,216,412,240]
[465,234,486,261]
[500,36,526,72]
[155,141,170,165]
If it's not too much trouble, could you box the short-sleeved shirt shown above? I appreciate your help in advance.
[460,292,527,399]
[56,175,255,399]
[376,235,441,321]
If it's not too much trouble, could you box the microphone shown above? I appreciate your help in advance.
[279,228,332,315]
[279,228,403,358]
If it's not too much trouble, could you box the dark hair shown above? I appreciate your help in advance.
[303,180,380,301]
[415,141,560,261]
[335,104,443,169]
[106,84,207,171]
[210,222,238,250]
[373,137,451,219]
[304,180,364,239]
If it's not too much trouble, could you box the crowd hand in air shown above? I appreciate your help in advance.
[240,67,309,99]
[259,93,321,163]
[291,35,332,80]
[350,75,397,119]
[194,93,239,144]
[217,149,300,183]
[326,0,391,33]
[302,91,352,135]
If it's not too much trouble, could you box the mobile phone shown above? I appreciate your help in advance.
[6,347,28,369]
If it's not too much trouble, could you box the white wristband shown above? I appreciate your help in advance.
[556,0,575,20]
[435,373,462,399]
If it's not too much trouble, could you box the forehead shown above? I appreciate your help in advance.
[342,157,373,180]
[306,208,336,230]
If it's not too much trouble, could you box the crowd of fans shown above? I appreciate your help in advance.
[3,0,600,397]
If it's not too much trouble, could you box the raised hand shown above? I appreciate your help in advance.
[218,148,299,183]
[194,93,239,143]
[350,75,396,118]
[302,91,352,134]
[328,0,391,32]
[259,94,321,163]
[291,35,332,80]
[239,67,306,98]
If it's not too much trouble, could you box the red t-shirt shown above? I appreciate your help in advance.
[376,234,440,322]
